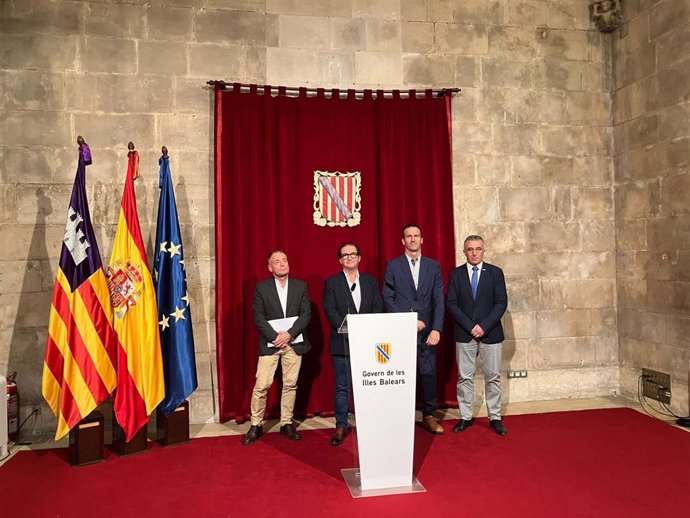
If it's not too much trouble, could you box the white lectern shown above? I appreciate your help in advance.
[342,312,425,497]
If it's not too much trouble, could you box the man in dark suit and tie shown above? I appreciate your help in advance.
[323,242,384,445]
[242,250,311,445]
[447,235,508,436]
[383,224,446,435]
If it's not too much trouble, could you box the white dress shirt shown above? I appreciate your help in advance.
[274,277,288,317]
[466,261,483,284]
[406,254,421,289]
[344,271,361,312]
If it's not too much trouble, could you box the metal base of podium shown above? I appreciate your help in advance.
[341,468,426,498]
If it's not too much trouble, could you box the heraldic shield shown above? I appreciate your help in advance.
[375,343,392,365]
[313,170,362,227]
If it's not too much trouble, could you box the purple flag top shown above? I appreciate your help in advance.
[60,143,102,292]
[79,141,92,166]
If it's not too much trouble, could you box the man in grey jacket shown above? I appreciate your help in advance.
[242,250,311,445]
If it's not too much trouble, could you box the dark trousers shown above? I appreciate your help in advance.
[417,340,438,416]
[332,354,352,429]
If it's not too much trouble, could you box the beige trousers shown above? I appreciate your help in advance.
[249,346,302,426]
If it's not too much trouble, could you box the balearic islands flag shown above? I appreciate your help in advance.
[42,141,119,440]
[107,150,164,441]
[154,153,198,415]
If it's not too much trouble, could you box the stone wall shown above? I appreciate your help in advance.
[614,0,690,416]
[0,0,623,434]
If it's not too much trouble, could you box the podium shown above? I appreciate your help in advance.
[342,312,426,497]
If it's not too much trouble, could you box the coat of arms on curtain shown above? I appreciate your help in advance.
[312,170,362,227]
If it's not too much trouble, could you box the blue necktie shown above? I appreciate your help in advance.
[471,266,478,299]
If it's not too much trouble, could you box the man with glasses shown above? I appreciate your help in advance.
[323,242,383,445]
[383,224,446,435]
[447,235,508,436]
[242,250,311,445]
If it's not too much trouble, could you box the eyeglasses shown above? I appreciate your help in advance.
[464,247,484,253]
[340,252,360,259]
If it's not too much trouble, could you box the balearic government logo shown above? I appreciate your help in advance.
[313,170,361,227]
[375,343,392,365]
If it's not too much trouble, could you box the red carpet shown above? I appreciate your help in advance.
[2,408,689,517]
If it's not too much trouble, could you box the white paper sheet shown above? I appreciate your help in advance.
[267,316,304,347]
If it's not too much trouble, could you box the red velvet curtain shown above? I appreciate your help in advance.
[214,84,456,423]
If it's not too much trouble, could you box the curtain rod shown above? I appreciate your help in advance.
[207,80,460,98]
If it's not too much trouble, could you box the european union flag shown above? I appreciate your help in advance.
[154,153,198,416]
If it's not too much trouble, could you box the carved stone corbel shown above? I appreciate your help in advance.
[590,0,623,33]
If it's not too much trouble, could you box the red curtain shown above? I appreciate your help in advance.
[214,84,456,423]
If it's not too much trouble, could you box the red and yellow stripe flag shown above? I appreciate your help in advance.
[43,143,119,440]
[107,150,164,441]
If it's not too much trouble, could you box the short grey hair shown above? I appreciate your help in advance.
[463,235,484,248]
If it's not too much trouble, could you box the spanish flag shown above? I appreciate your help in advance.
[108,150,164,441]
[42,142,118,440]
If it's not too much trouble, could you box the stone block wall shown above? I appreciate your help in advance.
[446,0,618,403]
[0,0,662,435]
[614,0,690,416]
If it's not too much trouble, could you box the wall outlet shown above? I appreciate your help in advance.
[508,370,528,378]
[642,368,671,404]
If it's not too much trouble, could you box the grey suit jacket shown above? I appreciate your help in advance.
[253,277,311,356]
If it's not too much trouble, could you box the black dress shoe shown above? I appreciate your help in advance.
[330,427,350,446]
[242,424,263,445]
[489,419,507,436]
[280,423,302,440]
[452,418,474,433]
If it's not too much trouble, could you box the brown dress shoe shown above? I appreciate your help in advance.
[280,423,302,440]
[242,424,263,445]
[330,427,350,446]
[420,415,444,435]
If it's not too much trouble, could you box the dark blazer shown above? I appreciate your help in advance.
[447,262,507,344]
[253,277,311,356]
[383,254,444,340]
[323,272,384,355]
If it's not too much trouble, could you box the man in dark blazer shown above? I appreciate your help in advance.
[383,224,446,435]
[447,235,508,436]
[242,250,311,445]
[323,242,384,446]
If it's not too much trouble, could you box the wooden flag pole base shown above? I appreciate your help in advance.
[157,401,190,446]
[69,411,104,467]
[112,414,148,456]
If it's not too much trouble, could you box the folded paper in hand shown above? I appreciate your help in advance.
[268,316,304,347]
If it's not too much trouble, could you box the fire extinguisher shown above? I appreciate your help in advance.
[6,372,18,442]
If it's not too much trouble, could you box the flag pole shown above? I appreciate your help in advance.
[127,141,140,180]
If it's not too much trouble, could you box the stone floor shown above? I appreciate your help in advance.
[2,395,687,467]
